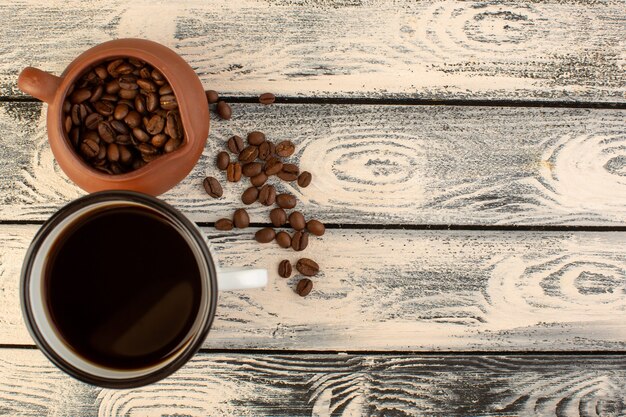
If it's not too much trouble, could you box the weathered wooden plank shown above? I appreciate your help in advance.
[1,101,625,225]
[1,225,624,350]
[0,348,624,416]
[1,0,625,101]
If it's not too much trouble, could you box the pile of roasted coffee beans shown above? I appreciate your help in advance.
[62,57,184,174]
[203,91,322,296]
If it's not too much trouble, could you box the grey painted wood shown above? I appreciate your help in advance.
[1,0,625,101]
[2,225,624,350]
[0,348,624,416]
[1,102,625,225]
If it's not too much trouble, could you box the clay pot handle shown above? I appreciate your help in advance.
[18,67,62,104]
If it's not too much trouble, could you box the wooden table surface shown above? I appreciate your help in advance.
[1,1,625,416]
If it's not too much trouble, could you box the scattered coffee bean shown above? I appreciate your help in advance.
[216,151,230,170]
[259,93,276,105]
[265,157,283,176]
[216,101,232,120]
[206,90,219,104]
[278,260,292,278]
[203,176,223,198]
[242,162,263,177]
[270,207,287,227]
[275,231,292,248]
[255,227,276,243]
[258,184,277,206]
[289,211,306,231]
[233,208,250,228]
[250,171,268,187]
[227,162,242,182]
[276,140,295,157]
[276,193,297,209]
[215,218,233,231]
[247,131,266,146]
[278,163,299,181]
[241,187,259,205]
[227,135,245,154]
[258,141,274,160]
[298,171,312,187]
[291,231,309,251]
[306,219,325,236]
[296,278,313,297]
[239,146,259,163]
[296,258,319,277]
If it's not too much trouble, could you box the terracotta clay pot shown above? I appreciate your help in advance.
[17,39,209,195]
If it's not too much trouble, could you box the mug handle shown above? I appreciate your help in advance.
[216,268,268,291]
[18,67,62,104]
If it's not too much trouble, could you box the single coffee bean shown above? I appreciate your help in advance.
[116,134,132,145]
[278,260,292,278]
[137,78,157,92]
[215,218,233,231]
[94,66,108,80]
[297,171,312,187]
[116,63,135,75]
[62,100,71,113]
[227,162,242,182]
[94,101,115,116]
[63,115,72,133]
[276,140,295,157]
[119,145,132,164]
[128,57,144,67]
[296,258,319,277]
[270,207,287,227]
[137,143,158,155]
[255,227,276,243]
[158,84,173,96]
[80,139,99,158]
[97,121,116,144]
[296,278,313,297]
[139,67,151,79]
[69,128,80,147]
[146,92,159,112]
[165,111,182,139]
[70,104,82,125]
[264,157,283,175]
[119,88,138,100]
[258,141,273,160]
[247,131,266,146]
[146,114,165,135]
[289,211,306,231]
[134,95,147,113]
[291,231,309,251]
[242,162,263,177]
[259,93,276,105]
[205,90,219,104]
[160,94,178,110]
[151,133,168,148]
[216,101,232,120]
[241,187,259,205]
[250,171,268,187]
[233,208,250,228]
[306,219,326,236]
[216,151,230,170]
[83,130,100,144]
[113,103,130,120]
[105,80,121,94]
[106,59,123,76]
[151,69,165,83]
[275,231,292,249]
[96,142,107,161]
[124,111,142,128]
[101,93,118,102]
[203,176,223,198]
[106,143,120,162]
[239,146,259,164]
[258,184,276,206]
[132,127,150,143]
[118,75,138,90]
[227,135,245,154]
[278,163,299,181]
[164,137,181,153]
[70,88,91,104]
[276,193,297,209]
[89,85,104,102]
[132,159,146,170]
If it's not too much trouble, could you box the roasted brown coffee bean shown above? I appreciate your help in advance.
[216,151,230,170]
[227,136,245,154]
[137,78,157,92]
[216,101,232,120]
[80,139,99,158]
[70,104,82,125]
[227,162,242,182]
[64,115,72,133]
[215,218,233,231]
[128,57,144,67]
[132,127,150,143]
[119,145,132,164]
[238,146,258,163]
[83,130,100,144]
[146,92,159,112]
[276,140,295,157]
[157,84,172,95]
[96,143,107,161]
[89,85,103,103]
[258,141,273,160]
[255,227,276,243]
[132,159,146,170]
[250,172,268,187]
[111,120,129,134]
[94,65,108,80]
[124,111,142,128]
[259,93,276,105]
[134,95,147,113]
[97,121,116,144]
[94,100,114,116]
[265,157,283,175]
[297,171,312,187]
[101,93,118,102]
[258,184,276,206]
[278,163,299,181]
[137,143,158,155]
[62,99,71,113]
[70,88,91,104]
[69,128,80,147]
[233,208,250,228]
[106,59,124,77]
[275,232,291,249]
[139,67,151,79]
[296,258,319,277]
[291,231,308,251]
[105,80,121,94]
[165,111,182,139]
[160,94,178,110]
[278,260,292,278]
[118,75,138,90]
[146,114,165,134]
[151,69,165,82]
[110,162,124,174]
[119,88,138,100]
[276,193,297,209]
[270,207,287,227]
[205,90,219,104]
[164,137,181,153]
[151,133,168,148]
[106,143,120,162]
[115,134,131,145]
[296,278,313,297]
[242,162,263,177]
[116,63,134,75]
[203,176,223,198]
[241,187,259,205]
[289,211,306,231]
[306,219,325,236]
[113,103,130,120]
[247,131,266,146]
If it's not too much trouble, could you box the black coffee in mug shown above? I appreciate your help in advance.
[45,206,202,370]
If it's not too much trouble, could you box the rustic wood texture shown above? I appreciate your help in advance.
[1,0,625,102]
[0,349,624,417]
[1,225,624,350]
[2,102,626,225]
